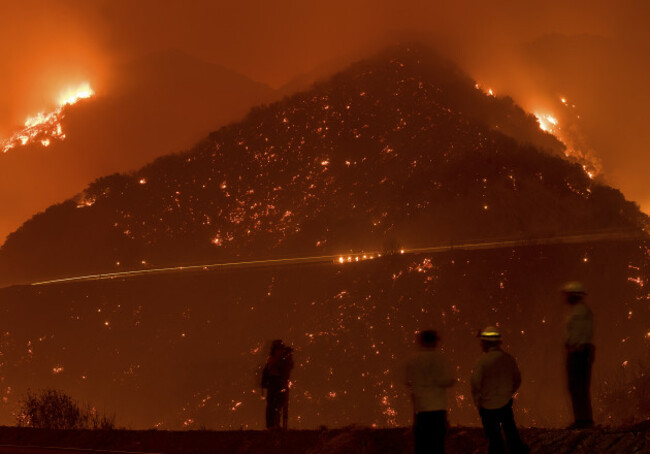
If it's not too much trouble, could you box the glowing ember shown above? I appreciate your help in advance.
[474,83,495,97]
[582,165,595,179]
[1,82,94,153]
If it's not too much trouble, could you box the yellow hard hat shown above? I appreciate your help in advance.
[562,281,586,294]
[480,326,501,341]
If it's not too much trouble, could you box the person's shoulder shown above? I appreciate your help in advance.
[501,350,519,364]
[408,349,440,364]
[475,351,492,366]
[486,348,515,365]
[423,349,447,360]
[406,351,421,366]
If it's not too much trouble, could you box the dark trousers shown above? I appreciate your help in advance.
[413,410,446,454]
[265,388,287,429]
[566,344,594,424]
[479,400,528,454]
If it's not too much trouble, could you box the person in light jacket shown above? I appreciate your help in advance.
[405,330,456,454]
[471,327,529,454]
[562,281,595,429]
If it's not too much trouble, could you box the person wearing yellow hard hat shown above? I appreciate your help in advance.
[562,281,595,429]
[471,327,529,454]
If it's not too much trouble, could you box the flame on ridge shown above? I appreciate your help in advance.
[534,97,600,180]
[475,79,601,181]
[476,81,600,180]
[535,113,558,133]
[476,82,601,181]
[1,82,95,154]
[58,82,94,107]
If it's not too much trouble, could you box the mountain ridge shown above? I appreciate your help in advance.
[0,44,646,286]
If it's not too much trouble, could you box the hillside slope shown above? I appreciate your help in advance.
[0,49,277,246]
[0,245,647,429]
[0,44,645,286]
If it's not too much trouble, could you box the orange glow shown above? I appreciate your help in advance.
[1,82,94,154]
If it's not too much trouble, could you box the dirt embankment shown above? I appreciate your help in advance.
[0,425,648,453]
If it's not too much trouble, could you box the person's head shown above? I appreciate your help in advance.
[270,339,285,356]
[479,326,502,352]
[418,330,439,348]
[562,281,586,305]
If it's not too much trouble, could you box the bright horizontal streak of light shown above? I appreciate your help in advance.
[27,229,646,287]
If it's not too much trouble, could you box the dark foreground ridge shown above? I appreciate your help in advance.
[0,425,647,454]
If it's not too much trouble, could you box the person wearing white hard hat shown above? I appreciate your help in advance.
[562,281,594,429]
[471,327,529,454]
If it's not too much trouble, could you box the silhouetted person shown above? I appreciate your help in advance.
[261,339,293,429]
[562,281,594,429]
[406,330,455,454]
[471,327,528,454]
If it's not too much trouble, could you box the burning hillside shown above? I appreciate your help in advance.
[0,44,645,286]
[0,45,647,432]
[1,83,95,154]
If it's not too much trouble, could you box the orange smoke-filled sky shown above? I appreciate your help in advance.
[1,0,649,242]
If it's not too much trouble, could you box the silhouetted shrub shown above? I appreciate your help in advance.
[16,388,115,430]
